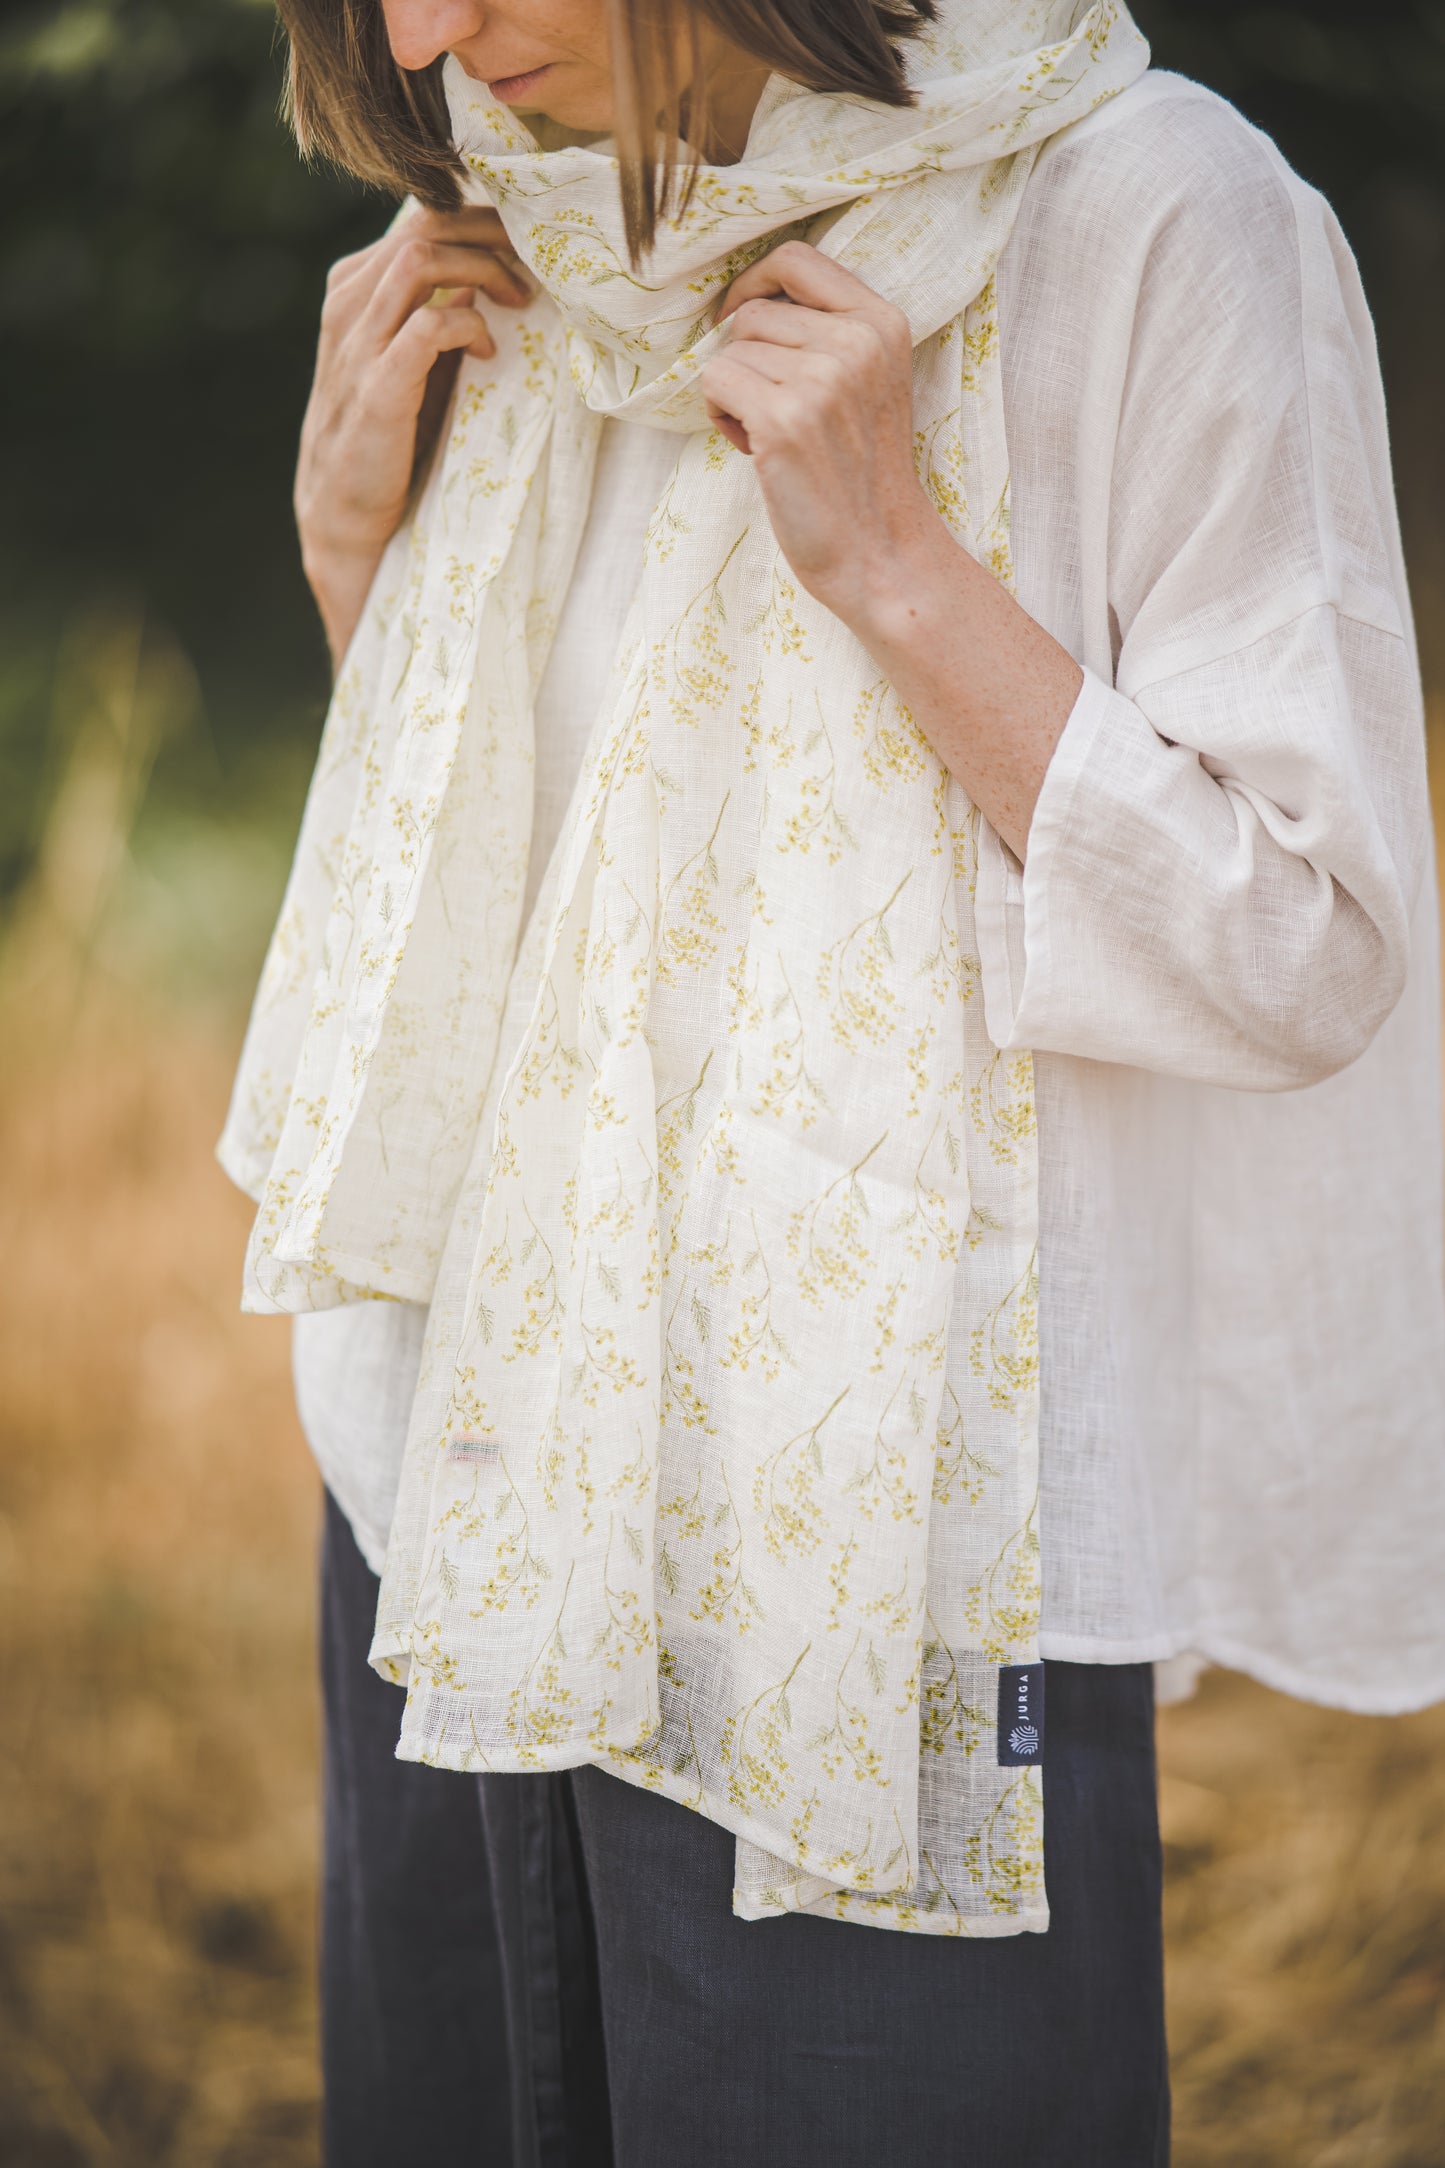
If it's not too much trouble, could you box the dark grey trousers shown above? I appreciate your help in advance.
[321,1489,1170,2167]
[319,1489,513,2165]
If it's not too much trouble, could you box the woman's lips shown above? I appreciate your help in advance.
[487,62,554,104]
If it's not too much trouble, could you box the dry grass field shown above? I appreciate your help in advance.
[0,684,1442,2166]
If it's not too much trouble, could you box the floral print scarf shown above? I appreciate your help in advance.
[221,0,1148,1933]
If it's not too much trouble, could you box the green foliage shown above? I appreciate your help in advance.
[0,0,381,907]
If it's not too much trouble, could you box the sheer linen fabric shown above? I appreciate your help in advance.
[291,71,1445,1715]
[292,419,679,1566]
[223,0,1152,1938]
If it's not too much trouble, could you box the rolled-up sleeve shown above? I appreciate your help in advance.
[976,125,1430,1093]
[978,610,1423,1090]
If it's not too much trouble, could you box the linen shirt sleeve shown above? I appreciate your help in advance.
[977,108,1430,1092]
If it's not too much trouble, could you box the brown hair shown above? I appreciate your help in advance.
[276,0,935,259]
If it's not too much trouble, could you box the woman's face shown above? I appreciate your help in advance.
[380,0,619,127]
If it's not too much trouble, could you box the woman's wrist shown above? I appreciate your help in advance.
[821,484,959,655]
[301,537,386,674]
[825,485,1082,863]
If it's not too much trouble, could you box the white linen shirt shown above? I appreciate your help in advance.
[292,71,1445,1714]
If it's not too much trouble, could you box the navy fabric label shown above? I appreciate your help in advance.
[996,1663,1045,1766]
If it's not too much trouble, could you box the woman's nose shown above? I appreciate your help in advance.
[381,0,488,73]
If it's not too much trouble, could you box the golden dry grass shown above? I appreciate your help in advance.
[0,1000,319,2167]
[0,691,1441,2166]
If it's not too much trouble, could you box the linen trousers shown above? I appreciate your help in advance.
[320,1488,1170,2167]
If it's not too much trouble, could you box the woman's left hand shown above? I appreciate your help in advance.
[701,239,1084,864]
[699,240,937,631]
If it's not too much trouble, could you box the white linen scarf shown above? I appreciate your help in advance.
[221,0,1148,1934]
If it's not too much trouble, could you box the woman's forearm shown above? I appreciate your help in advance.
[304,542,386,678]
[840,494,1083,864]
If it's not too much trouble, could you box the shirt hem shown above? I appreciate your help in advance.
[1041,1626,1445,1716]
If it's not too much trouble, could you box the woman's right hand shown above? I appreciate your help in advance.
[295,204,532,670]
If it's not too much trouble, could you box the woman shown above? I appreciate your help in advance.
[221,0,1445,2160]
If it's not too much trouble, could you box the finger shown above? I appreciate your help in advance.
[723,242,905,346]
[357,239,529,350]
[323,257,526,368]
[365,302,496,424]
[723,295,882,364]
[718,239,883,323]
[698,350,788,447]
[701,344,850,454]
[708,409,752,457]
[419,246,532,309]
[323,207,517,324]
[394,206,531,289]
[708,337,795,391]
[320,234,399,343]
[384,238,529,313]
[707,338,834,398]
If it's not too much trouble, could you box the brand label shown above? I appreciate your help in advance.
[996,1662,1045,1766]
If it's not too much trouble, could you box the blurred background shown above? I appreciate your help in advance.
[1,2,1443,2161]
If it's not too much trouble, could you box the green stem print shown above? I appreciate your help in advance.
[653,528,748,732]
[786,1132,888,1309]
[974,1771,1045,1915]
[468,1454,552,1618]
[752,957,831,1127]
[915,1848,965,1931]
[504,1566,580,1763]
[431,1457,494,1556]
[914,401,969,534]
[643,465,692,570]
[514,973,585,1104]
[659,1473,705,1548]
[721,1642,811,1814]
[692,1467,765,1634]
[805,1629,891,1789]
[510,1203,563,1360]
[851,674,935,797]
[723,1209,794,1380]
[918,883,980,1011]
[859,1559,916,1639]
[968,1245,1039,1415]
[962,1492,1042,1661]
[753,1387,850,1563]
[887,1109,963,1266]
[919,1610,988,1756]
[661,1279,716,1433]
[571,1245,648,1407]
[604,1420,653,1508]
[843,1374,924,1526]
[778,701,859,863]
[655,791,730,987]
[931,1381,1000,1507]
[816,871,913,1051]
[585,1511,654,1675]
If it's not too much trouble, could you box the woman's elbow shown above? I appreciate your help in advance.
[1240,886,1409,1090]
